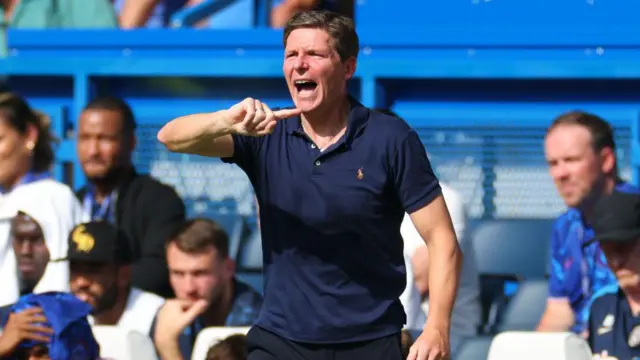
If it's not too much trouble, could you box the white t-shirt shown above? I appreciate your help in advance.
[89,287,164,336]
[400,183,481,337]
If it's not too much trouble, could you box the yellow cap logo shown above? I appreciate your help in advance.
[72,225,95,253]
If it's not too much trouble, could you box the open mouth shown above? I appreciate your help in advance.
[294,80,317,94]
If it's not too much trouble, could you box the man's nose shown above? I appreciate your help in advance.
[551,164,570,181]
[183,275,198,294]
[18,240,34,255]
[294,56,309,71]
[71,273,92,288]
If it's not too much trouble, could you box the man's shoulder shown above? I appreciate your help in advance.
[551,209,580,241]
[591,283,619,308]
[616,182,640,194]
[128,287,165,309]
[367,109,415,138]
[127,174,183,202]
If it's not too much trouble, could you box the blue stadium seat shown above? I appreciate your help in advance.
[236,271,263,294]
[453,335,494,360]
[236,230,263,270]
[495,279,547,332]
[471,219,553,279]
[470,219,553,334]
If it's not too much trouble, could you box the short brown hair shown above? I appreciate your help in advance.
[205,334,247,360]
[166,218,229,258]
[547,110,616,154]
[283,10,359,62]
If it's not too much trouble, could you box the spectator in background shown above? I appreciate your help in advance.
[402,181,481,351]
[114,0,196,28]
[152,219,263,360]
[374,109,481,350]
[586,190,640,359]
[0,292,100,359]
[270,0,352,28]
[0,93,82,306]
[0,0,117,55]
[75,96,185,298]
[206,334,248,360]
[0,189,80,307]
[66,221,165,336]
[538,111,636,335]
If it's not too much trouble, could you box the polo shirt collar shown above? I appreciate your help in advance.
[285,96,369,145]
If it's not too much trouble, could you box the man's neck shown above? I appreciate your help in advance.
[202,281,235,327]
[93,288,130,326]
[90,166,133,203]
[301,96,350,139]
[580,175,618,223]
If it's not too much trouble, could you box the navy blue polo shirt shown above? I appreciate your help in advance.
[588,284,640,359]
[222,98,441,343]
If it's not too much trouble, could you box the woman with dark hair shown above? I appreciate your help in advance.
[0,92,56,192]
[0,93,82,306]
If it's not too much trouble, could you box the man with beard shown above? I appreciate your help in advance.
[152,218,263,360]
[76,96,185,298]
[67,221,164,336]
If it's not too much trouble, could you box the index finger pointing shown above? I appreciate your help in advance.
[273,107,302,119]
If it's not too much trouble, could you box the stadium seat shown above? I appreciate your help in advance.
[191,326,251,360]
[471,219,553,279]
[470,219,553,333]
[454,336,493,360]
[91,325,158,360]
[236,271,263,294]
[209,212,246,259]
[487,331,592,360]
[495,279,547,332]
[237,229,263,270]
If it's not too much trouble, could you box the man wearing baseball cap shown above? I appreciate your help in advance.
[66,221,164,336]
[587,189,640,359]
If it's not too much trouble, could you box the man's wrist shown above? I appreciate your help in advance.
[157,337,183,360]
[424,316,451,331]
[210,110,235,136]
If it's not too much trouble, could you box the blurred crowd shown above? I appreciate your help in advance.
[0,0,352,30]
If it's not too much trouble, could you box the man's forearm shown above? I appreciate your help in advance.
[157,110,232,154]
[425,228,462,328]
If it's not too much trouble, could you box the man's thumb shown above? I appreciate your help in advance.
[185,299,209,319]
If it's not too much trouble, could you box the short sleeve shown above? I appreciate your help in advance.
[548,224,567,298]
[221,134,264,180]
[392,130,441,214]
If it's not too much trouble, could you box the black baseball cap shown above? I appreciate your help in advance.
[590,189,640,245]
[63,222,133,264]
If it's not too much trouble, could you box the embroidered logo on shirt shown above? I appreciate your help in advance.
[628,324,640,347]
[357,167,364,180]
[597,314,615,335]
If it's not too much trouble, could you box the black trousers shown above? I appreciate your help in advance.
[247,326,403,360]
